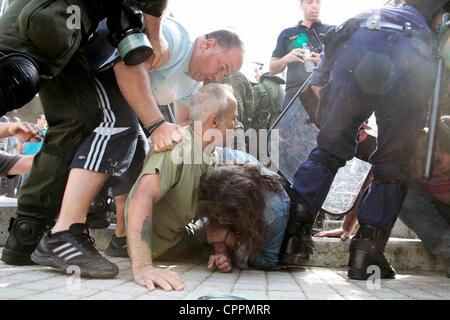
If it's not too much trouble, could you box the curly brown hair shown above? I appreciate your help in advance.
[198,164,284,250]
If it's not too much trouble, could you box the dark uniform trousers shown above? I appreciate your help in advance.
[293,26,435,232]
[0,0,102,220]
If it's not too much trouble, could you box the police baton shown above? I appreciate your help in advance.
[424,11,449,180]
[268,74,313,133]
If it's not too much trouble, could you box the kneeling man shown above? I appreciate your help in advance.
[126,83,238,291]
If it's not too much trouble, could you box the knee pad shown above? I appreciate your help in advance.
[0,53,40,115]
[7,217,47,246]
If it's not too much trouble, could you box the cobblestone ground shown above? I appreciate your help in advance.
[0,248,449,300]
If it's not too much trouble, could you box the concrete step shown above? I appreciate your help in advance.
[320,219,419,239]
[0,197,443,272]
[306,237,445,272]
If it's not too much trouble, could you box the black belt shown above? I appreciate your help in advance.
[361,12,432,45]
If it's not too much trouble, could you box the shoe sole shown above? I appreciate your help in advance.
[348,267,396,280]
[1,248,36,266]
[30,251,119,279]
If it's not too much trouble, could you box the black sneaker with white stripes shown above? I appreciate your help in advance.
[31,223,119,279]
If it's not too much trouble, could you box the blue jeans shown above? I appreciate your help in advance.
[247,190,290,270]
[399,187,450,267]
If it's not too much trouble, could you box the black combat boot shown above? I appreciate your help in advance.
[1,217,47,265]
[105,235,128,257]
[86,192,111,229]
[348,224,396,280]
[279,200,317,265]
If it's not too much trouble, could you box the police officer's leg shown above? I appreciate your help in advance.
[348,43,432,279]
[0,0,95,115]
[280,70,374,265]
[1,52,101,265]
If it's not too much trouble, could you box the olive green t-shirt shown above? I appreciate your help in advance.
[125,127,209,258]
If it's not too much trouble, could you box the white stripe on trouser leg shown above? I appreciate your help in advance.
[57,247,78,258]
[64,252,83,262]
[92,78,116,172]
[84,78,115,170]
[52,243,72,253]
[84,82,110,169]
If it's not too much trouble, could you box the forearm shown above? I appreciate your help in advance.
[8,156,34,175]
[0,123,13,139]
[127,194,155,270]
[113,62,164,126]
[269,57,287,75]
[144,14,163,48]
[342,208,358,234]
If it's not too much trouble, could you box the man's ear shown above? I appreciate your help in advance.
[204,37,217,49]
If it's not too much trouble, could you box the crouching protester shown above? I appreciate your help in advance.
[126,84,239,291]
[198,148,290,272]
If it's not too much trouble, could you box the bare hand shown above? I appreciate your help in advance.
[208,253,232,273]
[149,35,170,70]
[133,265,185,291]
[9,122,42,142]
[358,123,372,143]
[150,122,183,153]
[284,48,306,64]
[311,85,321,100]
[311,52,321,65]
[314,228,351,241]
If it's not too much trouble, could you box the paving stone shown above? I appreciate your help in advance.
[0,288,37,299]
[45,287,101,298]
[304,292,345,300]
[81,278,128,290]
[22,292,77,300]
[0,275,36,287]
[230,290,268,300]
[14,277,69,291]
[5,270,58,282]
[267,282,300,291]
[183,287,234,300]
[109,282,150,296]
[84,289,143,300]
[0,248,447,300]
[400,290,442,300]
[268,291,307,300]
[233,281,267,291]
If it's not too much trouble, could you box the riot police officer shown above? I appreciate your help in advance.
[0,0,174,272]
[281,0,450,280]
